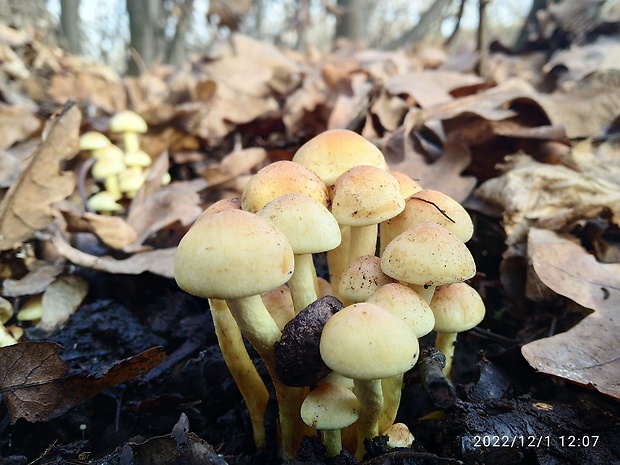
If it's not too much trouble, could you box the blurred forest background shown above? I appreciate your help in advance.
[0,0,550,75]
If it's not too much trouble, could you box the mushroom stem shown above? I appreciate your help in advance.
[435,331,458,377]
[288,253,318,314]
[349,224,378,264]
[225,294,305,460]
[327,225,350,298]
[272,378,307,461]
[225,294,282,358]
[408,284,436,304]
[0,325,17,347]
[123,132,141,153]
[353,378,383,460]
[378,375,403,434]
[323,429,344,458]
[208,298,268,449]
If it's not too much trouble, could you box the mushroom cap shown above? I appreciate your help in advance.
[381,222,476,287]
[331,166,405,227]
[119,167,145,195]
[257,192,341,255]
[293,129,387,187]
[202,197,242,217]
[366,283,435,338]
[174,209,295,300]
[261,285,295,331]
[79,131,111,151]
[389,171,423,199]
[241,160,329,213]
[301,382,359,430]
[385,190,474,244]
[123,150,152,168]
[110,110,147,133]
[338,255,395,304]
[320,302,419,380]
[384,422,415,448]
[95,144,124,161]
[87,191,123,213]
[430,282,485,333]
[91,157,125,179]
[0,296,13,324]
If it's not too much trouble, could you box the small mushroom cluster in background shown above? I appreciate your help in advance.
[78,110,168,215]
[173,129,486,461]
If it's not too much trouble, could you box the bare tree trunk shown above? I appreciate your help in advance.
[513,0,548,51]
[335,0,367,42]
[166,0,194,67]
[389,0,453,48]
[126,0,162,75]
[60,0,81,55]
[295,0,311,50]
[0,0,54,36]
[477,0,490,77]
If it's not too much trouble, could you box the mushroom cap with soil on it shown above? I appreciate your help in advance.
[380,221,476,303]
[241,160,329,213]
[319,302,419,459]
[257,192,341,313]
[292,128,387,188]
[430,282,486,377]
[331,165,405,264]
[380,189,474,256]
[300,382,360,457]
[338,255,395,306]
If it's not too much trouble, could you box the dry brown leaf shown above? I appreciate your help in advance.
[385,112,477,203]
[125,181,205,253]
[475,154,620,245]
[0,105,40,151]
[522,228,620,400]
[0,342,165,423]
[0,104,80,251]
[536,70,620,138]
[83,213,138,250]
[199,147,267,187]
[1,262,64,297]
[327,73,372,129]
[0,151,20,188]
[51,225,176,278]
[39,275,89,332]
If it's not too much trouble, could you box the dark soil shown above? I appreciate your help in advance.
[1,216,620,465]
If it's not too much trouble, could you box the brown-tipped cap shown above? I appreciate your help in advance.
[174,209,294,300]
[320,302,419,380]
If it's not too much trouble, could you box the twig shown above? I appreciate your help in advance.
[78,157,97,213]
[444,0,467,46]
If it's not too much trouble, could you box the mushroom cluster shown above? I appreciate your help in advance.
[79,110,168,215]
[173,128,485,460]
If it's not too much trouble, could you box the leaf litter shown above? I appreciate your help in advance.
[1,2,620,463]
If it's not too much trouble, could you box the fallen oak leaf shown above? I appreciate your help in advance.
[521,228,620,400]
[51,228,176,278]
[0,103,80,251]
[0,342,165,423]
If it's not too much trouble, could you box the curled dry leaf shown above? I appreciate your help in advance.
[199,147,267,187]
[522,228,620,400]
[0,342,165,423]
[83,213,138,250]
[475,155,620,245]
[0,105,40,151]
[39,275,89,332]
[51,224,176,278]
[0,104,80,251]
[1,262,64,297]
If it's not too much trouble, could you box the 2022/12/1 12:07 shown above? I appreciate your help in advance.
[472,435,600,448]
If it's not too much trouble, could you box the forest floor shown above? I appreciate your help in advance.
[2,2,620,464]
